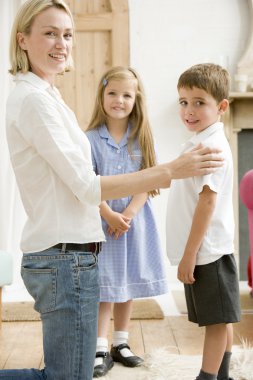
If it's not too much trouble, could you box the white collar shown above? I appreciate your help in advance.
[15,71,62,99]
[14,72,52,90]
[188,122,224,146]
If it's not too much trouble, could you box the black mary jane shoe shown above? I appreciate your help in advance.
[93,351,114,378]
[110,343,144,367]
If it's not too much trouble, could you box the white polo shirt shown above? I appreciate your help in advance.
[6,72,105,253]
[166,122,234,266]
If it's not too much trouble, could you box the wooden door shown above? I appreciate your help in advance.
[56,0,129,130]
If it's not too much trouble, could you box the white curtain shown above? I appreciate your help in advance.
[0,0,31,301]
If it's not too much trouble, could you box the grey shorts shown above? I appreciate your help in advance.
[184,254,241,327]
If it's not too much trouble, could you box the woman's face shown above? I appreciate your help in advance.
[18,7,73,84]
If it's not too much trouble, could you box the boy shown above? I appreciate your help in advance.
[166,63,241,380]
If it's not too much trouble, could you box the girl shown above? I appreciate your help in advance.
[86,66,169,377]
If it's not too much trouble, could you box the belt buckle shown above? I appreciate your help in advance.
[95,242,101,254]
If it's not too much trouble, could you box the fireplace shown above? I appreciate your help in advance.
[222,0,253,279]
[223,93,253,279]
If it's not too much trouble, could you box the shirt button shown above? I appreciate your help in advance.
[117,165,121,169]
[117,149,120,153]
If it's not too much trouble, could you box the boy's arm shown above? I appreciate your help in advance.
[177,185,217,284]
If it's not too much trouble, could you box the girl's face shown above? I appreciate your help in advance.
[103,79,137,122]
[178,86,226,133]
[17,7,73,85]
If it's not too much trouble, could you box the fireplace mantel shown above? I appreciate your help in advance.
[225,92,253,134]
[230,91,253,99]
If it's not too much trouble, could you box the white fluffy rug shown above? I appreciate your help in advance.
[141,343,253,380]
[99,343,253,380]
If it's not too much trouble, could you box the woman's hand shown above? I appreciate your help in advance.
[169,144,223,179]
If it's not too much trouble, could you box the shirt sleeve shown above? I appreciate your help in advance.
[194,165,225,194]
[86,131,98,175]
[193,146,229,195]
[17,92,101,206]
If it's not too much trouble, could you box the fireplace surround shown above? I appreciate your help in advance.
[223,93,253,279]
[223,0,253,278]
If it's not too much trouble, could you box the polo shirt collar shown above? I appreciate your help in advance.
[188,122,224,146]
[98,123,131,148]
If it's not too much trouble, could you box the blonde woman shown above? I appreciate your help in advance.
[4,0,223,379]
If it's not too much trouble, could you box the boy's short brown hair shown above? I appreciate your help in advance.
[177,63,230,102]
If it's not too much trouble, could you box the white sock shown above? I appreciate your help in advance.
[112,331,134,358]
[94,337,108,367]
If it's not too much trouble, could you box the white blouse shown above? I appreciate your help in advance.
[6,72,105,253]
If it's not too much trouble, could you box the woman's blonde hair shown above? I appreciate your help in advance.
[9,0,74,75]
[87,66,159,197]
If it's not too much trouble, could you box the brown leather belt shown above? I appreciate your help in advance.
[53,242,102,254]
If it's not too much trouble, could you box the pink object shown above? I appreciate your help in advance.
[240,169,253,289]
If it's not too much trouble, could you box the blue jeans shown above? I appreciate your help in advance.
[0,247,100,380]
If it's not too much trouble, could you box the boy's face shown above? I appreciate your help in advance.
[178,86,227,134]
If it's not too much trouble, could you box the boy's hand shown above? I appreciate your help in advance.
[177,255,196,284]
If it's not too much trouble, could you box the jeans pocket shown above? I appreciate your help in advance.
[21,266,57,314]
[78,252,97,270]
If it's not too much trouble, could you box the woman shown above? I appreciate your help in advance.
[1,1,223,379]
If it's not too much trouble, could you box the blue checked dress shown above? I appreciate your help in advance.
[86,124,168,302]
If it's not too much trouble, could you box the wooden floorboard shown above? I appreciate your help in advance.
[234,313,253,344]
[141,318,178,354]
[0,321,26,369]
[0,314,252,370]
[167,316,205,355]
[0,321,43,369]
[128,320,145,356]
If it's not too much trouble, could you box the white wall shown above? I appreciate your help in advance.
[2,0,250,301]
[1,0,28,301]
[129,0,250,256]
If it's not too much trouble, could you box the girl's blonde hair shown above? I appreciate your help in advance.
[87,66,159,197]
[9,0,74,75]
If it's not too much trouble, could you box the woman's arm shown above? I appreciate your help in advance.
[100,145,223,201]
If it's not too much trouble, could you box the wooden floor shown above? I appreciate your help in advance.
[0,314,253,371]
